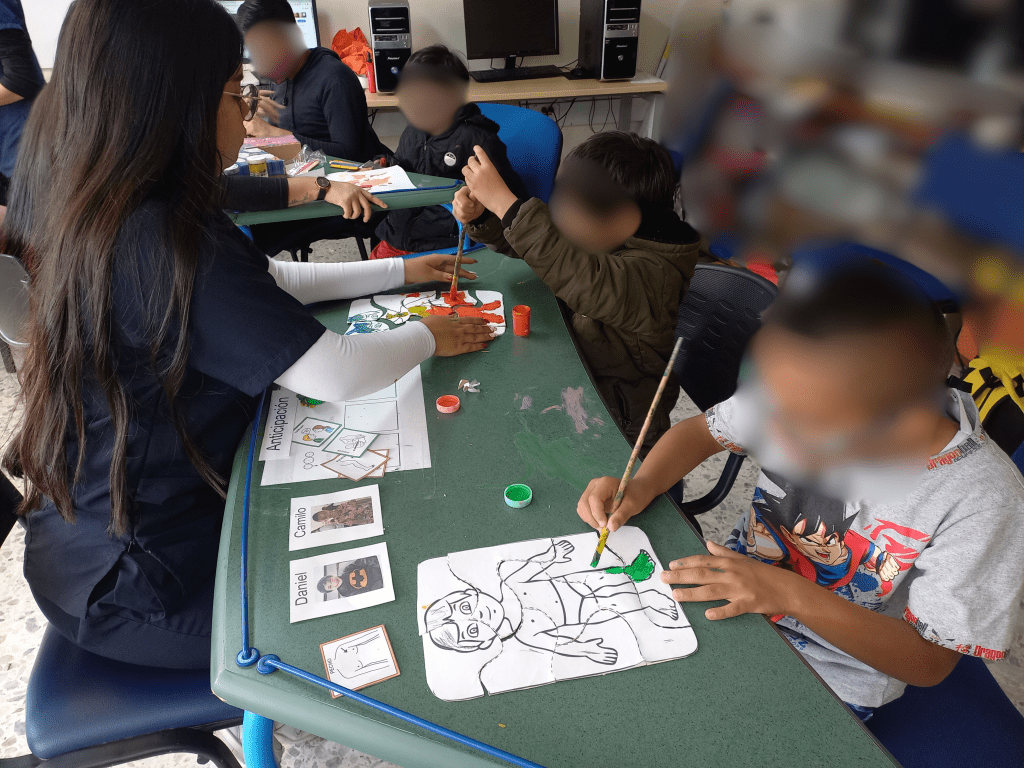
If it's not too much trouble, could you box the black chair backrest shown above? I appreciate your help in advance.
[674,263,778,413]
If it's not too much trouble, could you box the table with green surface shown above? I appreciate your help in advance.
[227,169,461,227]
[211,249,896,768]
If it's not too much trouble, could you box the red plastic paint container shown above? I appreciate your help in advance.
[512,305,531,336]
[436,395,461,413]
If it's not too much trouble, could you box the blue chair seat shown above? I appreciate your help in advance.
[868,656,1024,768]
[26,626,241,760]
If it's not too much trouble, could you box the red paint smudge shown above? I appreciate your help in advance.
[455,307,504,324]
[480,300,501,310]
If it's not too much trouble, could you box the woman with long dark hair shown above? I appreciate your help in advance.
[2,0,490,669]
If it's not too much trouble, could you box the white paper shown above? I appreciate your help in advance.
[260,367,430,486]
[417,528,698,701]
[289,543,395,623]
[325,166,416,194]
[346,290,506,336]
[259,389,297,461]
[288,485,383,551]
[320,625,400,694]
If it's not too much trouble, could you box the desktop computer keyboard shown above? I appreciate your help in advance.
[471,65,566,83]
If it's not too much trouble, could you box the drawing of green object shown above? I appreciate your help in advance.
[603,550,655,582]
[297,395,324,407]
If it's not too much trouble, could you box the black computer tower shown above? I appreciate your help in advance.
[578,0,640,81]
[368,0,411,93]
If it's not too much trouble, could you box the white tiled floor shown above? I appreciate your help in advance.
[1,240,1021,767]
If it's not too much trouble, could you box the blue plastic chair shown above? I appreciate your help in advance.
[400,103,564,259]
[0,257,245,768]
[790,240,964,311]
[477,102,563,204]
[868,655,1024,768]
[915,132,1024,255]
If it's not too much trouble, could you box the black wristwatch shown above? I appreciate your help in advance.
[315,176,331,201]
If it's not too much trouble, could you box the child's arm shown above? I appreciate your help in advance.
[463,146,692,334]
[662,543,962,687]
[578,414,726,532]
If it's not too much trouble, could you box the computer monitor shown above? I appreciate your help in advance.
[217,0,321,56]
[463,0,559,64]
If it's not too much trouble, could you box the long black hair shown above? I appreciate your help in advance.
[2,0,244,536]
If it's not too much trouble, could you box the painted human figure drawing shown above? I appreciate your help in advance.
[417,529,698,701]
[347,290,507,336]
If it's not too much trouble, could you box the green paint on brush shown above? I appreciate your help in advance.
[603,550,655,582]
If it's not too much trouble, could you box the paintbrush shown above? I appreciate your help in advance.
[448,228,467,302]
[590,336,685,568]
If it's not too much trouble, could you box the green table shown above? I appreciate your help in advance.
[211,250,896,768]
[227,170,461,227]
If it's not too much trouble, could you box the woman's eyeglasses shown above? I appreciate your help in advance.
[225,83,259,121]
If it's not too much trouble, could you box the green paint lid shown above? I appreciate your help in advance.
[504,484,533,508]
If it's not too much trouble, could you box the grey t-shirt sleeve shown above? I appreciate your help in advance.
[703,394,751,455]
[902,452,1024,659]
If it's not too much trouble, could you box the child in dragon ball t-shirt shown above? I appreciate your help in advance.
[576,260,1024,718]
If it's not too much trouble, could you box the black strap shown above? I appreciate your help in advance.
[947,375,973,393]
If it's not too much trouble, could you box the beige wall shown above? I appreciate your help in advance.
[313,0,677,76]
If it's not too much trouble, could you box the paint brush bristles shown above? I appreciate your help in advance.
[448,229,467,301]
[591,336,685,567]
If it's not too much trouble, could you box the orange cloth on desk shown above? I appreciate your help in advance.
[332,28,371,76]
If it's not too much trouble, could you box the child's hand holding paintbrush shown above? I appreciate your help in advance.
[585,338,684,566]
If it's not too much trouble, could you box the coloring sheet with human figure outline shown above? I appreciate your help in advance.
[346,290,506,337]
[417,528,698,701]
[260,369,430,486]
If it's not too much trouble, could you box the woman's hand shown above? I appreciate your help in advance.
[325,182,387,221]
[662,542,807,620]
[403,254,478,285]
[577,475,656,532]
[452,187,486,224]
[420,315,494,356]
[243,115,291,139]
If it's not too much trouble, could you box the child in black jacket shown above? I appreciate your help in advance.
[371,46,527,257]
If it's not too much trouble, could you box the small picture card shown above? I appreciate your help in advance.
[363,449,389,478]
[320,625,400,694]
[289,485,384,551]
[293,417,342,448]
[289,543,395,623]
[321,428,378,458]
[321,450,388,481]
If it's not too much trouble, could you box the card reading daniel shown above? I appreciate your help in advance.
[289,543,394,623]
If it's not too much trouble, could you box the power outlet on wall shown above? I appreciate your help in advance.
[541,105,556,119]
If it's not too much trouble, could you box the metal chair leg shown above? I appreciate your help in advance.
[356,237,369,260]
[1,340,15,373]
[5,727,243,768]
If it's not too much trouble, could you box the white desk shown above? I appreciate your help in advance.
[366,73,667,138]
